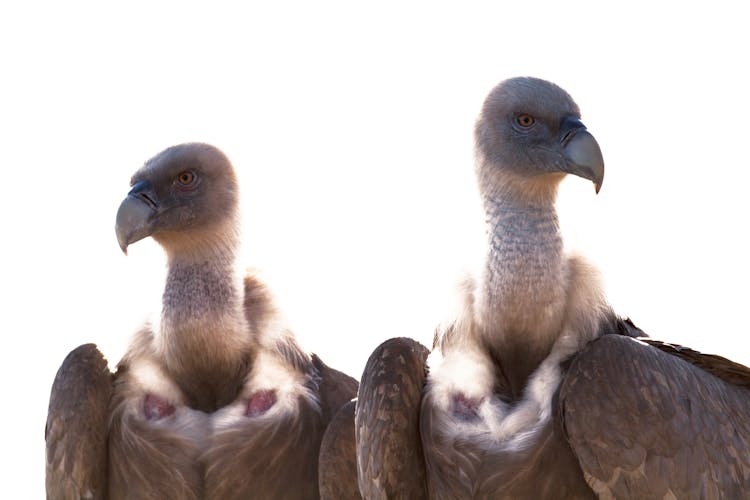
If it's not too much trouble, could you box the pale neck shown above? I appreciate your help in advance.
[478,193,564,327]
[157,240,252,400]
[161,252,243,324]
[483,194,562,257]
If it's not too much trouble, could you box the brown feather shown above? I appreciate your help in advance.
[108,381,206,500]
[641,337,750,389]
[312,354,359,422]
[319,401,360,500]
[203,395,325,499]
[45,344,112,500]
[356,337,430,499]
[561,331,750,498]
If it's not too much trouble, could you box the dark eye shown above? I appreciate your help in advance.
[516,114,535,127]
[176,171,196,186]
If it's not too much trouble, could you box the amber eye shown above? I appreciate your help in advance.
[176,171,195,185]
[516,114,535,127]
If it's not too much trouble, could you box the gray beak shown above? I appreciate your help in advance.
[115,181,157,255]
[559,117,605,193]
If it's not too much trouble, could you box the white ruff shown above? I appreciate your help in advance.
[427,330,582,452]
[129,358,185,408]
[127,347,317,438]
[127,358,210,443]
[211,349,317,432]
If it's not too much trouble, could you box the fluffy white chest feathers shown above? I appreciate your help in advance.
[121,347,317,451]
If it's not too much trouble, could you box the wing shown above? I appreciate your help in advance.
[319,400,360,499]
[313,352,360,499]
[46,344,113,500]
[640,337,750,389]
[312,353,359,422]
[355,337,430,499]
[560,333,750,498]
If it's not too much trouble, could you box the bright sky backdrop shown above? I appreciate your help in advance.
[2,2,749,496]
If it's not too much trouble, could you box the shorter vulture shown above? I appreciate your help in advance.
[45,143,358,499]
[331,77,750,498]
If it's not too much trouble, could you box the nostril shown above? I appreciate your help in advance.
[128,180,157,210]
[558,116,586,147]
[560,130,574,145]
[137,192,158,210]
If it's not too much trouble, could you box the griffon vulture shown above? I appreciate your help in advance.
[45,143,358,499]
[337,77,750,498]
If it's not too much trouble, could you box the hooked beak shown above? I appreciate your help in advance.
[115,180,158,255]
[559,116,605,193]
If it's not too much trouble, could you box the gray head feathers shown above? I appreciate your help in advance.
[474,77,604,207]
[115,142,241,259]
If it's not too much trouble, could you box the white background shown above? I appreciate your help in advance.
[2,2,748,495]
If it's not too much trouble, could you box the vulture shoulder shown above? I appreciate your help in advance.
[243,268,358,419]
[242,268,277,338]
[243,269,360,498]
[354,337,430,499]
[560,333,750,498]
[312,353,359,423]
[45,343,112,500]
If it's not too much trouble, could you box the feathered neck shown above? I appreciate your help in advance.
[162,251,242,323]
[473,184,569,397]
[156,227,253,411]
[479,195,564,324]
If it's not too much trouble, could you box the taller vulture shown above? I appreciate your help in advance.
[45,143,358,499]
[340,77,750,498]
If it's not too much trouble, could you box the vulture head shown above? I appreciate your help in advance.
[115,142,240,257]
[474,77,604,205]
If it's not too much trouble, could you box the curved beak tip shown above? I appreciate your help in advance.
[115,195,155,255]
[562,129,605,195]
[118,239,129,256]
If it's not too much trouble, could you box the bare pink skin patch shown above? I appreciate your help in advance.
[452,392,483,421]
[245,389,277,417]
[144,393,176,420]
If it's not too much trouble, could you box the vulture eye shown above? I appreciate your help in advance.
[175,171,198,189]
[516,114,535,127]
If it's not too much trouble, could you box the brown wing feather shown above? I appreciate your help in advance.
[355,337,430,499]
[314,354,359,499]
[319,400,360,499]
[561,334,750,498]
[641,338,750,389]
[312,354,359,422]
[46,344,113,500]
